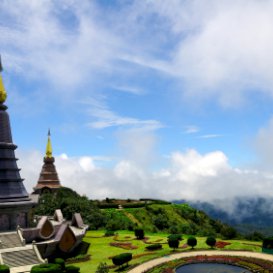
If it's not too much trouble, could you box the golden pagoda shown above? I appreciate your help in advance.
[33,130,62,194]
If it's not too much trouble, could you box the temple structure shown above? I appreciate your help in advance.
[0,56,35,231]
[33,131,62,194]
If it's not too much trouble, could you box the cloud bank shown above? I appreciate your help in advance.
[18,147,273,204]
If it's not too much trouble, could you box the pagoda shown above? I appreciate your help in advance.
[33,130,62,194]
[0,56,35,230]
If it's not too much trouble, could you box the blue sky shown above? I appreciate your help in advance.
[1,0,273,204]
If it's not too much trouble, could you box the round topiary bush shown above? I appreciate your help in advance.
[31,263,61,273]
[187,236,197,249]
[0,265,9,273]
[65,265,80,273]
[134,229,144,239]
[206,236,216,248]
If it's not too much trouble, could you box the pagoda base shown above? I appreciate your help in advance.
[0,200,35,231]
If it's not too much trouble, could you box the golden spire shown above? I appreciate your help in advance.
[46,129,53,158]
[0,55,7,104]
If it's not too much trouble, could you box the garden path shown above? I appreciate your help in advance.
[127,250,273,273]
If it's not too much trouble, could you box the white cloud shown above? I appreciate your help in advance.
[17,148,273,204]
[86,98,163,130]
[197,134,223,139]
[111,85,145,95]
[2,0,273,108]
[184,125,199,134]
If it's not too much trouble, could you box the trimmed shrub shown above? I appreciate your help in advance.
[168,238,179,250]
[31,264,61,273]
[135,228,144,240]
[145,244,162,250]
[168,234,182,241]
[263,237,273,249]
[65,265,80,273]
[0,265,9,273]
[187,236,197,249]
[206,236,216,248]
[104,230,115,237]
[54,258,65,270]
[123,203,146,208]
[112,253,132,267]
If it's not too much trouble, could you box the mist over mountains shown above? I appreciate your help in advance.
[174,197,273,236]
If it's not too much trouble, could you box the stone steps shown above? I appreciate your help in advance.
[0,232,22,249]
[2,248,40,267]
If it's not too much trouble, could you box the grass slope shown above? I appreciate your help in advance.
[105,203,230,236]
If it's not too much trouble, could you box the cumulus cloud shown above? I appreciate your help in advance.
[17,148,273,204]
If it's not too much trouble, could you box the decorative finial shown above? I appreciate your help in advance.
[0,55,7,104]
[46,129,53,158]
[0,55,3,72]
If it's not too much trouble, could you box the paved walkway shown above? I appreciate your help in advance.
[127,250,273,273]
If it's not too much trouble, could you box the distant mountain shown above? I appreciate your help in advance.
[174,197,273,236]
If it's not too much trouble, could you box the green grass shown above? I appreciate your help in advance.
[72,230,262,273]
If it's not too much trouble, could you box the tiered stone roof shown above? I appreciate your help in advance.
[0,55,35,231]
[33,131,62,194]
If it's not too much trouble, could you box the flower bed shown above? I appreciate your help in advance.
[179,244,188,249]
[109,241,138,250]
[142,237,167,244]
[215,241,231,248]
[66,254,91,264]
[144,255,273,273]
[113,234,134,241]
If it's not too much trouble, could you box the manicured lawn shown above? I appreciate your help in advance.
[73,230,262,273]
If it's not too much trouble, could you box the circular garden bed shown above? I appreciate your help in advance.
[144,255,273,273]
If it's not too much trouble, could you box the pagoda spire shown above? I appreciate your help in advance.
[33,130,62,194]
[46,129,53,158]
[0,55,7,104]
[0,55,35,230]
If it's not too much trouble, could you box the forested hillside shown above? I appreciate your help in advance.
[175,197,273,236]
[34,187,237,239]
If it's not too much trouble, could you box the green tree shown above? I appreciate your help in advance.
[168,238,179,251]
[187,236,197,249]
[206,236,216,248]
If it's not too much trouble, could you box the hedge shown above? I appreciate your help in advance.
[65,265,80,273]
[54,258,65,270]
[145,244,162,250]
[168,234,182,241]
[0,265,9,273]
[31,264,61,273]
[112,253,132,267]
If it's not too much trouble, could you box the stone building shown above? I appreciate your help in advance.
[0,56,36,231]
